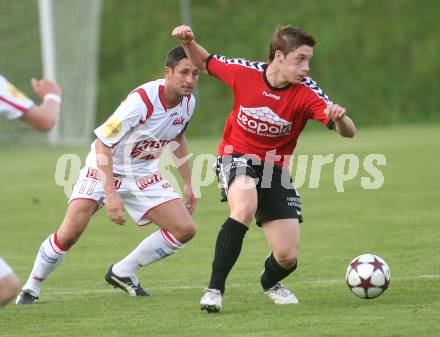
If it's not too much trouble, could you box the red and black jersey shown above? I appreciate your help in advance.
[207,55,334,167]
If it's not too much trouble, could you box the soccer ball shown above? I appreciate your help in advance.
[346,253,390,299]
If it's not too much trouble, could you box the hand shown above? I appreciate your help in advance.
[106,193,126,225]
[31,78,62,98]
[324,103,346,121]
[183,184,197,215]
[172,25,195,44]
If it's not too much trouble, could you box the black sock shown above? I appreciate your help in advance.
[260,253,297,290]
[208,217,248,294]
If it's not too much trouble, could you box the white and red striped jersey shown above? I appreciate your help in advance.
[0,75,34,120]
[206,55,334,167]
[86,79,195,175]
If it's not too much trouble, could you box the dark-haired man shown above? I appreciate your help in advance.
[16,46,200,304]
[173,25,356,312]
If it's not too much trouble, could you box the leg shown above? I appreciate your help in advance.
[200,175,256,313]
[146,198,196,243]
[108,199,195,296]
[17,199,96,304]
[261,218,300,304]
[209,175,256,293]
[262,218,300,270]
[0,258,19,307]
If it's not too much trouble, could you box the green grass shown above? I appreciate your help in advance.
[1,123,439,337]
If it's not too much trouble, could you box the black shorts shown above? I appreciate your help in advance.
[215,154,303,226]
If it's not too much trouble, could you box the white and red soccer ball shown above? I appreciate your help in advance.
[346,254,391,299]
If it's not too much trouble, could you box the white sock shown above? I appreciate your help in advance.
[22,232,68,296]
[112,229,183,277]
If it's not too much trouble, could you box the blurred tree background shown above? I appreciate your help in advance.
[99,0,439,136]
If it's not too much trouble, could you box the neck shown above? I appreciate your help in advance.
[162,85,181,107]
[266,63,290,88]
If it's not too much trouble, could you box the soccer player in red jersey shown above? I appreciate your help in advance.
[173,24,356,312]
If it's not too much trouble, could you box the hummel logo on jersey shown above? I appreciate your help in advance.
[237,106,292,137]
[263,91,280,101]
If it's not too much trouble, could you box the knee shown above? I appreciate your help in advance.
[0,273,19,305]
[273,248,299,269]
[230,202,257,225]
[173,222,197,244]
[56,226,83,248]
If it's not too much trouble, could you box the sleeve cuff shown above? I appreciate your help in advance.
[326,120,335,130]
[94,131,114,148]
[206,55,214,76]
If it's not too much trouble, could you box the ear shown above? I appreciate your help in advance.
[165,66,172,78]
[274,50,285,62]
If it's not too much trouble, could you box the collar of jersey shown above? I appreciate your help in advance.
[159,85,183,111]
[262,64,292,92]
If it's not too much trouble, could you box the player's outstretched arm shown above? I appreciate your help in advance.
[172,25,210,73]
[324,103,356,138]
[173,133,197,214]
[95,139,126,225]
[21,78,61,132]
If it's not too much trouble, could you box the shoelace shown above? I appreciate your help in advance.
[271,284,291,297]
[204,289,220,299]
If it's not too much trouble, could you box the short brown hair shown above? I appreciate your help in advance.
[165,46,188,70]
[268,25,316,62]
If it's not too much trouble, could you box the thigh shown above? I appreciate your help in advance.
[144,198,194,232]
[227,175,258,211]
[69,167,107,207]
[124,173,181,226]
[255,171,302,226]
[57,199,98,245]
[262,218,300,256]
[215,155,259,202]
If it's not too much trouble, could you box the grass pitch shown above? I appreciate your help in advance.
[0,124,439,337]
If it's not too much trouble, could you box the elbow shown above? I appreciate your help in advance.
[36,119,56,132]
[345,129,356,138]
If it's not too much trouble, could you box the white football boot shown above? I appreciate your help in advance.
[200,288,222,313]
[264,282,299,304]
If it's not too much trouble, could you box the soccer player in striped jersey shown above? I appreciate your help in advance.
[173,25,356,312]
[16,46,200,304]
[0,75,61,131]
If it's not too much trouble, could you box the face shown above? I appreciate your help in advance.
[276,45,314,84]
[165,58,199,96]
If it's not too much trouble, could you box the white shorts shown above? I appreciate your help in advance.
[0,257,14,278]
[69,167,181,226]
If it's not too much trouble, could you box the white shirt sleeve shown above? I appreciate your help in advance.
[0,75,34,120]
[94,92,147,147]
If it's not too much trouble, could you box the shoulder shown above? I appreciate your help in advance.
[298,77,332,104]
[209,55,266,72]
[136,79,164,99]
[126,79,164,109]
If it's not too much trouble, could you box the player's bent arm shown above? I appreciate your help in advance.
[95,139,126,225]
[182,40,210,74]
[335,115,356,138]
[324,103,356,138]
[21,78,62,132]
[172,25,210,73]
[21,99,60,132]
